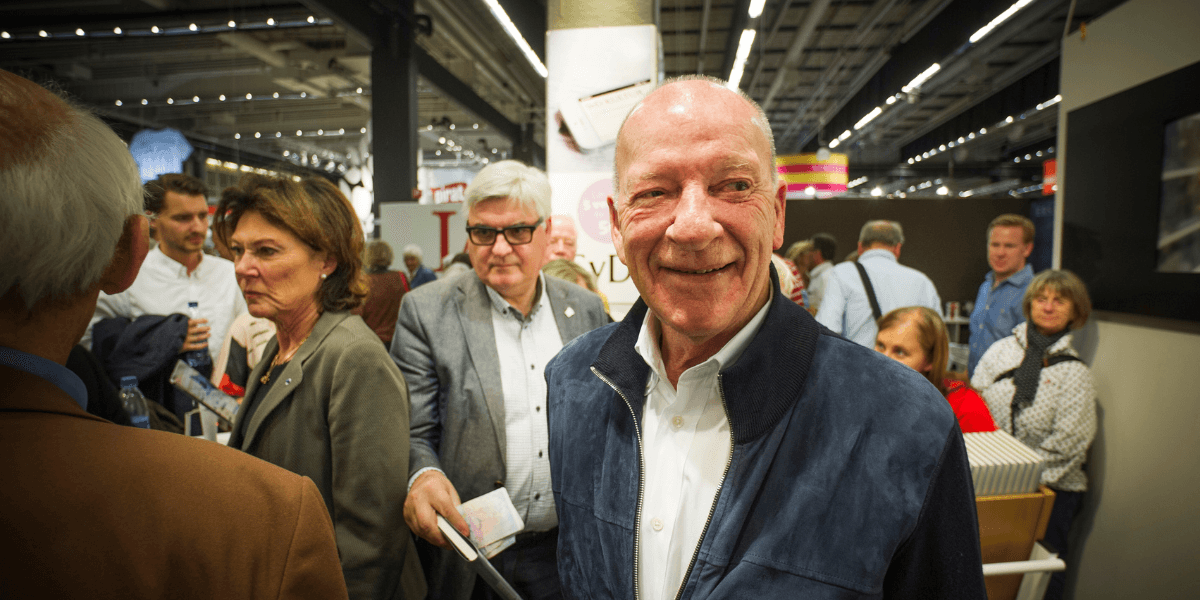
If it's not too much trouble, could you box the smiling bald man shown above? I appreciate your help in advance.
[545,76,986,600]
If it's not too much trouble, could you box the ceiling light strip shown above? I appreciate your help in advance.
[480,0,548,78]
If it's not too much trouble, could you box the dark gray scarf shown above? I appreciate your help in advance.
[1010,326,1069,433]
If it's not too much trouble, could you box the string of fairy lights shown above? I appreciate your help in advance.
[0,15,333,41]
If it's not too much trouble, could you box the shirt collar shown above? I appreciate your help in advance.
[634,292,774,389]
[986,262,1033,287]
[859,248,898,263]
[0,346,88,411]
[151,244,206,278]
[485,273,546,320]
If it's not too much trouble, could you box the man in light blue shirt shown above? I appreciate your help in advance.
[816,220,942,347]
[967,214,1035,377]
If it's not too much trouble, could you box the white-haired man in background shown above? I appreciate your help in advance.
[402,243,438,289]
[392,160,608,600]
[0,68,348,598]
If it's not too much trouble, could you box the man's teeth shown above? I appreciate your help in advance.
[683,267,720,274]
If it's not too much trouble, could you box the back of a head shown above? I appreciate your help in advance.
[366,240,394,270]
[0,70,143,310]
[543,258,598,294]
[785,240,813,265]
[859,220,904,248]
[465,159,551,219]
[811,233,837,262]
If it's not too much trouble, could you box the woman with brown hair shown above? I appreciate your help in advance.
[875,306,996,433]
[972,269,1097,600]
[215,175,425,600]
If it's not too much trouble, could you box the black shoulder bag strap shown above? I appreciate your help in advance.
[995,354,1085,382]
[853,262,883,321]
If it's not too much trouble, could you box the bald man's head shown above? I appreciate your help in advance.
[613,76,777,200]
[0,69,144,309]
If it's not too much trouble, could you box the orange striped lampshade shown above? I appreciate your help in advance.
[777,152,848,198]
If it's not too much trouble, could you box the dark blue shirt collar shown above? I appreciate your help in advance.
[0,346,88,411]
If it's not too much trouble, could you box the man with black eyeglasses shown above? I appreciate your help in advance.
[390,160,608,600]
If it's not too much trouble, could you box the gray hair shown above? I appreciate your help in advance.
[0,87,144,309]
[613,75,778,199]
[464,159,551,220]
[859,220,905,248]
[402,244,423,261]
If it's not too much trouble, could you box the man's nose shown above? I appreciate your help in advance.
[666,185,722,249]
[492,233,514,255]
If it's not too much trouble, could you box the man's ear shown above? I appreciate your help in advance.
[607,196,627,264]
[892,244,902,259]
[772,180,787,250]
[99,215,149,295]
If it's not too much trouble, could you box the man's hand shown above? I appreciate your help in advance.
[404,470,469,547]
[180,318,210,353]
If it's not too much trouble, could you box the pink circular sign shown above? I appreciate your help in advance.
[577,177,613,244]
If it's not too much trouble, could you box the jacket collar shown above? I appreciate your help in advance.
[592,265,821,444]
[234,310,353,450]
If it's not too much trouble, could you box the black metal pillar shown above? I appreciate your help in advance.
[371,1,420,237]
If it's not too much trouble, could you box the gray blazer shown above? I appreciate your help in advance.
[390,271,609,600]
[229,311,425,600]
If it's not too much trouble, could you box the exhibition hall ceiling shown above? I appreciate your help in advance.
[0,0,1124,196]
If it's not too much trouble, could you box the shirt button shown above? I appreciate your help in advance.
[536,406,541,412]
[672,415,684,429]
[530,364,535,370]
[534,493,540,500]
[538,450,543,458]
[651,518,663,531]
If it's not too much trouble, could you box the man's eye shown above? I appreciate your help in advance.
[723,181,751,192]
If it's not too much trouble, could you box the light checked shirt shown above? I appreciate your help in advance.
[633,294,772,600]
[487,274,562,533]
[967,263,1033,378]
[815,248,942,347]
[84,246,246,363]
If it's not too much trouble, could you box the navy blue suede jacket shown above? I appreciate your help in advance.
[546,288,986,599]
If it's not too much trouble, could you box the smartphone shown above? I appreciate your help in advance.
[559,79,653,150]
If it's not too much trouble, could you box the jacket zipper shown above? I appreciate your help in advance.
[592,366,647,600]
[672,372,734,600]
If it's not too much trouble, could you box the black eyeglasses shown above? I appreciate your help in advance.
[466,218,543,246]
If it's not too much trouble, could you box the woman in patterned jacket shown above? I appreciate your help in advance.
[972,269,1097,600]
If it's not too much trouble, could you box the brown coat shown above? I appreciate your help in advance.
[0,364,349,600]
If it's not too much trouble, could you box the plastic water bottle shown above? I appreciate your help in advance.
[183,301,213,379]
[118,376,151,429]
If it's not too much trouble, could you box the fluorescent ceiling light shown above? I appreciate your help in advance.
[854,107,883,131]
[482,0,547,78]
[828,139,840,148]
[838,129,852,141]
[902,63,941,94]
[727,29,757,91]
[748,0,767,18]
[970,0,1035,44]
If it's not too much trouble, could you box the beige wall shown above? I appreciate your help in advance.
[1057,0,1200,596]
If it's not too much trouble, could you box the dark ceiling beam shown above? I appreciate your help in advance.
[498,0,546,63]
[718,0,751,82]
[302,0,530,149]
[0,6,316,31]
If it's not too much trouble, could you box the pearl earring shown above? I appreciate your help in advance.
[320,274,327,280]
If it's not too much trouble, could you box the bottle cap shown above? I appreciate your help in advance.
[120,376,138,387]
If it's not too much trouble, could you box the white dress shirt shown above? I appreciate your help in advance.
[488,275,562,532]
[84,247,246,363]
[634,295,772,600]
[815,248,942,347]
